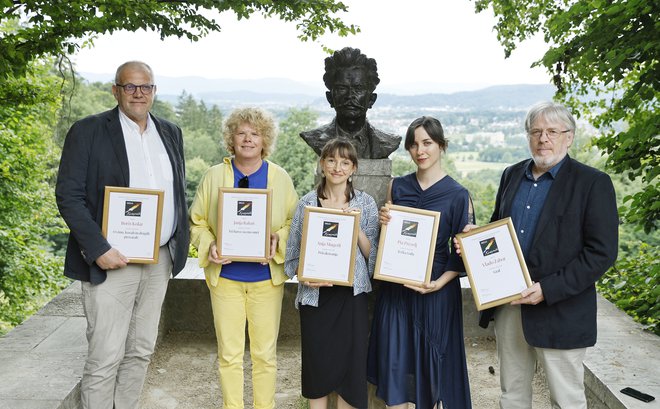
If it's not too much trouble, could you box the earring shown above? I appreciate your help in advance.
[348,175,353,182]
[321,172,326,178]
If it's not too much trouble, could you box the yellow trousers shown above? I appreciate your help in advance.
[208,277,284,409]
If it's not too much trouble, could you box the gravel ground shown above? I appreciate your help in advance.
[139,332,551,409]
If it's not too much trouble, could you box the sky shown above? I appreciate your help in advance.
[72,0,550,94]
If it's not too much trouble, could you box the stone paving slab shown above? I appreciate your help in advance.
[0,351,84,401]
[0,316,69,351]
[0,399,64,409]
[34,318,87,353]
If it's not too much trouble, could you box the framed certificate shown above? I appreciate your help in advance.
[455,217,532,310]
[298,206,360,287]
[373,204,441,286]
[102,186,164,264]
[217,188,272,262]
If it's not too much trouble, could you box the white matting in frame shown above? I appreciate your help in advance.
[102,186,164,264]
[373,204,440,286]
[456,217,532,310]
[217,188,272,262]
[298,206,360,287]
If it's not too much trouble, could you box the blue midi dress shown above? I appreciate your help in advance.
[367,173,473,409]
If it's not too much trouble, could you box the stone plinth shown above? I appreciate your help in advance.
[353,159,392,208]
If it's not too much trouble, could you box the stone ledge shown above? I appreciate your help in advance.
[584,295,660,408]
[0,283,84,409]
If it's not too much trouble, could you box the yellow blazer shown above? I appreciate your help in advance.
[189,157,298,287]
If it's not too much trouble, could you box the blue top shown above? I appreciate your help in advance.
[284,189,379,307]
[220,160,270,282]
[510,157,566,257]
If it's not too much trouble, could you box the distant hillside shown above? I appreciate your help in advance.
[81,72,556,110]
[377,84,557,110]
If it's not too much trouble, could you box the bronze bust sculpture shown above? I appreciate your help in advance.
[300,47,401,159]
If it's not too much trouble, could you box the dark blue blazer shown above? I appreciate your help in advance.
[56,107,189,284]
[479,156,618,349]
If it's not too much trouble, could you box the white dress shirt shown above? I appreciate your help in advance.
[119,109,175,246]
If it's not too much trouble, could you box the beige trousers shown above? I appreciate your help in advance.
[80,247,172,409]
[494,303,587,409]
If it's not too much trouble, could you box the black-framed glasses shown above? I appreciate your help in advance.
[527,128,572,140]
[238,176,249,188]
[115,83,155,95]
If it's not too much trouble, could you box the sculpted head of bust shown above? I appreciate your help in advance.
[323,47,379,132]
[299,47,401,159]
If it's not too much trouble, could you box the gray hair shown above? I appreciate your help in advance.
[525,101,576,133]
[114,61,154,84]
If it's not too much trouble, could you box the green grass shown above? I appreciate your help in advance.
[449,151,510,176]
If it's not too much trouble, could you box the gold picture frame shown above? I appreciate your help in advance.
[217,187,272,262]
[101,186,164,264]
[298,206,361,287]
[373,204,441,286]
[455,217,533,310]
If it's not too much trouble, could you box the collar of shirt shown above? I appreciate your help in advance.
[118,109,155,135]
[525,155,568,181]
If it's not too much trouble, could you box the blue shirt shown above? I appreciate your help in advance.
[510,156,566,257]
[220,160,271,282]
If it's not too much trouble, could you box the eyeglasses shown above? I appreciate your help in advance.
[238,176,249,188]
[323,158,353,171]
[115,83,155,95]
[528,129,572,140]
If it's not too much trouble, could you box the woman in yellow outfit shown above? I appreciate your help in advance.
[189,107,298,409]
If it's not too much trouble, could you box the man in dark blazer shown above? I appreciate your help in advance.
[55,61,189,409]
[477,102,618,408]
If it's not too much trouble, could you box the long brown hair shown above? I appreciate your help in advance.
[316,139,358,202]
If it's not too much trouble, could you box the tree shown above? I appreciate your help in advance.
[54,76,116,145]
[270,107,318,197]
[475,0,659,232]
[186,156,212,209]
[1,0,358,79]
[0,60,69,334]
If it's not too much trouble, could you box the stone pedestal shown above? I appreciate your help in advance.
[353,159,392,208]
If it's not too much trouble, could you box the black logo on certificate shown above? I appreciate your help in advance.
[401,220,418,237]
[480,237,499,256]
[322,221,339,238]
[124,201,142,217]
[237,201,253,216]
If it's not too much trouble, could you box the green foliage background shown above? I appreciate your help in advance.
[598,244,659,335]
[0,61,70,334]
[476,0,659,232]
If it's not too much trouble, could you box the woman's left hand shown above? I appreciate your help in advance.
[404,279,444,294]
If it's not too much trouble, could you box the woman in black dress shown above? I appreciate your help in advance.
[285,139,379,409]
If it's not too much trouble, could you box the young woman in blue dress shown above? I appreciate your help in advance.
[367,116,473,409]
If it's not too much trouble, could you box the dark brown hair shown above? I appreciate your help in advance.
[404,116,448,152]
[316,139,358,202]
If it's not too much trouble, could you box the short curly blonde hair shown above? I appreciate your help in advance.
[223,107,277,159]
